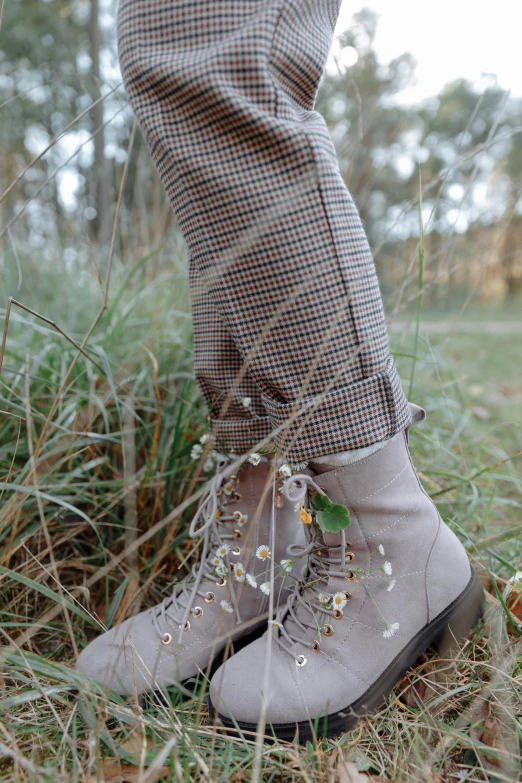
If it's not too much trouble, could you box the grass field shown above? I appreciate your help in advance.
[0,248,521,782]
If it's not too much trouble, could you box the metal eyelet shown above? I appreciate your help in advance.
[178,621,190,631]
[346,541,353,548]
[215,578,227,587]
[233,493,242,502]
[344,571,355,581]
[204,592,215,603]
[322,624,334,637]
[232,547,241,556]
[345,552,355,563]
[333,609,344,620]
[311,641,321,653]
[295,654,307,667]
[344,591,352,601]
[191,606,203,619]
[233,529,242,540]
[161,633,172,645]
[229,475,238,484]
[233,511,243,519]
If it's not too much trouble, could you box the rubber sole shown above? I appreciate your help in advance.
[209,567,485,742]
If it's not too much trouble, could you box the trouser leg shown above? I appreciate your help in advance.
[117,0,411,463]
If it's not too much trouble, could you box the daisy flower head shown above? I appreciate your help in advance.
[223,482,235,496]
[248,453,262,466]
[387,579,396,592]
[240,396,251,408]
[246,573,257,588]
[318,593,330,605]
[268,619,280,627]
[233,563,246,582]
[378,544,385,556]
[235,512,248,526]
[199,433,210,445]
[280,559,293,574]
[256,545,271,561]
[203,456,215,473]
[381,561,392,576]
[279,463,292,478]
[298,507,313,525]
[332,592,347,610]
[383,622,400,639]
[260,582,271,595]
[190,443,203,460]
[216,563,228,577]
[220,600,233,614]
[211,556,223,567]
[216,544,231,558]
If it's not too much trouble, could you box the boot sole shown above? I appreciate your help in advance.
[209,567,485,742]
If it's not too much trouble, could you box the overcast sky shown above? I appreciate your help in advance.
[327,0,522,103]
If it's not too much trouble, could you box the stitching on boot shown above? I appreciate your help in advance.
[355,462,409,504]
[347,492,422,547]
[424,514,442,623]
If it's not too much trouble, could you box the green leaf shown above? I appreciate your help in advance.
[316,502,351,533]
[311,492,332,511]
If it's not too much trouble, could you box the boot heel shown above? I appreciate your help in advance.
[432,568,485,656]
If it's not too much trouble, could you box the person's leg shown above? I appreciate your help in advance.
[116,0,411,463]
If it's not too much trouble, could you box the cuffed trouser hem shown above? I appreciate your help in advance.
[211,415,274,455]
[260,357,412,465]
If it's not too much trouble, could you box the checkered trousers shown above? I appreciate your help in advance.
[117,0,411,463]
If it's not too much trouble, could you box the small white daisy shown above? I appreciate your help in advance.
[240,396,251,408]
[203,457,215,473]
[248,453,262,466]
[382,561,392,576]
[387,579,396,592]
[211,556,223,567]
[378,544,385,556]
[199,433,210,444]
[318,593,330,605]
[235,513,248,527]
[383,622,400,639]
[260,582,271,595]
[280,559,293,574]
[279,463,292,478]
[332,592,347,610]
[216,544,231,558]
[256,545,271,561]
[220,600,233,613]
[233,562,246,582]
[246,573,257,588]
[190,443,203,460]
[223,482,235,496]
[268,619,280,627]
[216,563,228,577]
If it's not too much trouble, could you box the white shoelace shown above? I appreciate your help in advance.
[151,453,245,643]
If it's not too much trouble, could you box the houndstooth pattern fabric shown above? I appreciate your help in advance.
[117,0,411,463]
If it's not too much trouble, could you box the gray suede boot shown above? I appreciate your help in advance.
[209,406,485,740]
[75,454,305,697]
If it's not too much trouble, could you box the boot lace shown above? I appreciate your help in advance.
[271,474,356,666]
[151,453,251,644]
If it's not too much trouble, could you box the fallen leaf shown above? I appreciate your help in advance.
[399,652,438,706]
[89,760,170,783]
[470,700,505,769]
[336,759,390,783]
